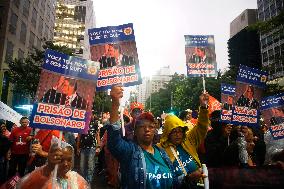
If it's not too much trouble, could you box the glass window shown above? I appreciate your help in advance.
[23,0,30,18]
[29,32,35,48]
[20,22,27,44]
[36,36,41,49]
[38,17,43,37]
[31,8,37,28]
[18,49,25,60]
[13,0,20,8]
[5,40,14,63]
[9,12,18,35]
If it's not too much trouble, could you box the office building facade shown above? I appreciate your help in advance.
[136,66,172,106]
[228,9,262,70]
[257,0,284,81]
[53,0,95,59]
[0,0,56,105]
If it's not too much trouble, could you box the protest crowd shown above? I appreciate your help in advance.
[0,23,284,189]
[0,84,283,189]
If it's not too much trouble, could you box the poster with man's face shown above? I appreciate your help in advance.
[29,50,99,133]
[184,35,217,77]
[221,84,235,122]
[261,93,284,140]
[88,23,142,91]
[232,65,268,127]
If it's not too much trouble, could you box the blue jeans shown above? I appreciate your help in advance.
[80,148,96,183]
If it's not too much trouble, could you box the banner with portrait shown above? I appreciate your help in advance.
[232,65,268,127]
[88,23,142,91]
[221,84,235,123]
[261,93,284,140]
[184,35,217,77]
[29,49,100,133]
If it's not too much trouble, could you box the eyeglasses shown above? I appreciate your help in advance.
[170,128,184,135]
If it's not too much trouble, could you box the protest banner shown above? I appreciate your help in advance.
[29,49,100,133]
[232,65,268,127]
[261,93,284,139]
[221,84,235,122]
[0,101,22,126]
[184,35,217,77]
[88,23,142,91]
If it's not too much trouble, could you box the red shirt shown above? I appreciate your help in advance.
[9,126,32,155]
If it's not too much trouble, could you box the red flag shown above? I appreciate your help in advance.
[208,95,221,114]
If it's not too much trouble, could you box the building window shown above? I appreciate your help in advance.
[34,0,39,7]
[36,36,41,49]
[263,51,268,62]
[274,46,280,59]
[31,8,37,28]
[41,0,45,14]
[258,12,264,21]
[5,40,14,63]
[20,22,27,44]
[38,17,43,37]
[267,35,273,45]
[29,32,35,48]
[13,0,20,8]
[9,12,18,35]
[18,49,25,60]
[268,49,274,60]
[44,25,49,40]
[23,0,30,18]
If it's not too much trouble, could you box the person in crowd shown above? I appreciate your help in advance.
[41,76,88,109]
[63,132,76,148]
[250,127,266,166]
[17,140,89,189]
[124,102,144,140]
[107,85,177,189]
[236,85,259,109]
[223,127,256,167]
[157,92,209,188]
[1,122,10,138]
[76,114,100,184]
[0,130,11,185]
[8,117,32,177]
[178,109,195,131]
[27,129,63,172]
[205,110,232,167]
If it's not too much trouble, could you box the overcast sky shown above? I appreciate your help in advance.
[93,0,257,77]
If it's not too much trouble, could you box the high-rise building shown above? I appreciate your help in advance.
[53,0,95,59]
[228,9,262,70]
[257,0,284,81]
[0,0,56,105]
[136,66,172,106]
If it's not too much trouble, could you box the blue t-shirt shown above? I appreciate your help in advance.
[143,146,173,189]
[173,145,199,176]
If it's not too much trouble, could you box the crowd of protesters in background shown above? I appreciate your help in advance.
[0,87,284,189]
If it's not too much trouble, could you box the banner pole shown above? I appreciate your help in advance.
[120,99,125,136]
[52,130,63,189]
[202,75,206,93]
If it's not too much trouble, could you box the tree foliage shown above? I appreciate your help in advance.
[145,73,224,117]
[92,91,112,115]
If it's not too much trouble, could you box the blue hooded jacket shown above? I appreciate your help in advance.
[107,122,178,189]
